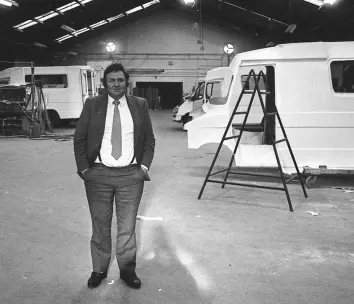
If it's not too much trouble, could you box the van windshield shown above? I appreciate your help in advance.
[190,82,205,101]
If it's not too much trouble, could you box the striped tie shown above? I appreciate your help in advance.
[111,100,122,159]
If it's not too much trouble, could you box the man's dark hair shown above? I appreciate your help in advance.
[102,63,130,88]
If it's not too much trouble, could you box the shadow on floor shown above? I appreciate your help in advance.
[70,224,216,304]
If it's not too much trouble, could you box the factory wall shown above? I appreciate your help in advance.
[73,8,262,108]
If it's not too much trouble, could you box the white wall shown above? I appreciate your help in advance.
[79,8,261,94]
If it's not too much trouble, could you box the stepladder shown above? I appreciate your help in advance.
[198,69,308,212]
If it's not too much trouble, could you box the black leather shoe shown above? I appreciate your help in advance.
[120,272,141,289]
[87,271,107,289]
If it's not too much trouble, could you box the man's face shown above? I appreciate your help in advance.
[106,70,127,100]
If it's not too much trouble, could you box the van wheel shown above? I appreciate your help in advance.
[182,115,192,126]
[60,119,71,127]
[48,111,60,128]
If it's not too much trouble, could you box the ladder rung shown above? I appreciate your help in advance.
[225,135,240,140]
[274,138,287,144]
[265,112,277,116]
[234,111,247,115]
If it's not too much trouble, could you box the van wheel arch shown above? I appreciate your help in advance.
[47,110,60,128]
[182,114,192,126]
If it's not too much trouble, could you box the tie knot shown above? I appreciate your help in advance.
[113,100,120,106]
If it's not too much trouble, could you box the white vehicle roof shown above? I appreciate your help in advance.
[230,41,354,69]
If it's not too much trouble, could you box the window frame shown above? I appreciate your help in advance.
[207,76,234,106]
[24,74,68,88]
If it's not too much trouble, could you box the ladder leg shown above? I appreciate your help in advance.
[276,113,308,198]
[221,149,236,189]
[272,144,294,212]
[198,140,226,199]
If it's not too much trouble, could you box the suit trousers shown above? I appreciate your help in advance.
[83,163,144,274]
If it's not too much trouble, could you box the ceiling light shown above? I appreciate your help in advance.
[106,42,116,52]
[14,19,36,30]
[72,27,90,36]
[324,0,337,4]
[126,6,143,15]
[80,0,94,3]
[89,20,107,29]
[183,0,195,4]
[107,14,124,22]
[35,11,59,22]
[0,0,12,6]
[0,0,18,7]
[57,1,80,13]
[56,34,73,43]
[18,20,38,30]
[302,0,337,6]
[142,0,160,8]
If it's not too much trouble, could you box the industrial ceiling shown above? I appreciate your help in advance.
[0,0,353,66]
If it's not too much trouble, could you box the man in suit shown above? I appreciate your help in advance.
[73,63,155,289]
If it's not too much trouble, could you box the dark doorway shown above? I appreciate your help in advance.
[264,66,276,145]
[136,82,183,109]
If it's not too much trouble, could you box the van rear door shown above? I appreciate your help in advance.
[80,69,89,104]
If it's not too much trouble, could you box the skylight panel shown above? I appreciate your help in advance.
[107,14,124,22]
[16,20,38,30]
[72,27,90,36]
[35,11,59,22]
[57,1,80,13]
[80,0,94,3]
[142,0,160,8]
[126,6,143,15]
[55,34,73,43]
[89,20,108,29]
[14,20,34,29]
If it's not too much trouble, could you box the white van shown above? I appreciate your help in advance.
[185,41,354,174]
[0,65,97,127]
[173,80,205,128]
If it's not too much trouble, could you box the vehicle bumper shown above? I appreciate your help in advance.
[173,114,182,122]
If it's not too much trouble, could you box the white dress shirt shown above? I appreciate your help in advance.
[95,94,136,167]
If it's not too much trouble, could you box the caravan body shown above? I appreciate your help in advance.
[185,41,354,173]
[0,65,96,125]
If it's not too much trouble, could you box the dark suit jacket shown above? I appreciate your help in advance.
[73,93,155,179]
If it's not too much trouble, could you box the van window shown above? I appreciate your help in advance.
[24,74,68,88]
[330,61,354,93]
[241,74,266,91]
[0,77,10,85]
[206,81,222,100]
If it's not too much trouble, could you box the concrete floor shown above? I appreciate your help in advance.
[0,110,353,304]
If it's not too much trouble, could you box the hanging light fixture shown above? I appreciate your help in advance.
[106,41,116,53]
[0,0,19,7]
[302,0,338,6]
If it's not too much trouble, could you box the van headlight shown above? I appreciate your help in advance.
[172,106,179,114]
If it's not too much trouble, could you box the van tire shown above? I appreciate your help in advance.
[48,111,60,128]
[182,115,192,126]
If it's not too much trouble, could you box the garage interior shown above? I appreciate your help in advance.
[0,0,354,303]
